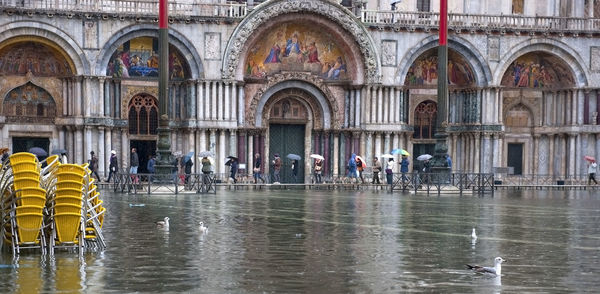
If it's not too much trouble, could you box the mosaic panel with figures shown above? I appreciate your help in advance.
[245,23,348,80]
[0,42,72,77]
[501,52,575,88]
[3,82,56,122]
[107,37,189,79]
[404,48,475,87]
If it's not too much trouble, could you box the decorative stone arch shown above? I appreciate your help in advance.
[0,73,64,117]
[96,24,203,79]
[249,72,340,129]
[395,35,492,87]
[0,20,88,75]
[504,103,534,128]
[494,39,588,87]
[222,0,380,83]
[503,95,541,127]
[262,91,316,126]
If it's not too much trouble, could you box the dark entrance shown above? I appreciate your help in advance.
[130,140,156,174]
[269,124,305,183]
[507,143,523,175]
[412,143,435,171]
[12,137,50,155]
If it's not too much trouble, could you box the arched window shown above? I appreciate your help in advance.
[128,94,159,135]
[413,101,437,139]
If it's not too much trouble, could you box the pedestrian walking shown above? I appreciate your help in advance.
[347,154,357,182]
[400,155,410,183]
[314,158,323,183]
[89,151,101,181]
[185,157,194,185]
[106,150,118,183]
[253,153,264,183]
[386,158,395,185]
[272,153,282,184]
[291,159,299,183]
[147,154,156,183]
[356,156,365,183]
[588,160,598,185]
[372,157,381,184]
[130,147,139,183]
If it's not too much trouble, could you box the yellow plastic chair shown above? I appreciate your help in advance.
[13,170,40,180]
[56,172,84,183]
[15,205,44,215]
[16,187,47,207]
[54,196,83,206]
[56,180,84,191]
[53,212,82,244]
[13,177,41,190]
[58,164,86,176]
[55,188,84,198]
[53,203,82,215]
[15,212,44,244]
[10,162,39,174]
[9,152,38,165]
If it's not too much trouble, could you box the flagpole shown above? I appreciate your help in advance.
[156,0,172,175]
[432,0,450,172]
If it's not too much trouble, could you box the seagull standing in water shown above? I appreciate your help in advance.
[199,221,208,233]
[156,217,170,229]
[471,228,477,240]
[466,257,506,275]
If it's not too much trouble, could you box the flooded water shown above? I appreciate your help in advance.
[1,189,599,293]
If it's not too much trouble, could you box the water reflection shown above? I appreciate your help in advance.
[0,189,598,292]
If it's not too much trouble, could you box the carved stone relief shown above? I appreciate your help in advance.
[591,46,600,71]
[83,20,98,49]
[381,40,397,67]
[205,32,221,60]
[488,36,499,61]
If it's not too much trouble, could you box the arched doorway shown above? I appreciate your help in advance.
[412,100,437,165]
[128,94,158,174]
[266,95,311,183]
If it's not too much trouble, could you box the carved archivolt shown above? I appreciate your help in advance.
[222,0,380,83]
[248,72,340,129]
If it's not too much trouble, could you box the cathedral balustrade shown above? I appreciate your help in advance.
[361,10,600,34]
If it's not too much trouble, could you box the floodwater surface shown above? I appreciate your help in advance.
[1,189,599,293]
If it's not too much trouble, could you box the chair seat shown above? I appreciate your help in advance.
[53,212,82,244]
[56,180,84,191]
[13,177,41,190]
[15,212,44,244]
[53,203,82,214]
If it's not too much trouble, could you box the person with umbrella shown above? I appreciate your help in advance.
[291,159,299,183]
[372,156,381,184]
[588,159,598,185]
[107,150,118,183]
[356,156,365,184]
[226,156,238,183]
[147,154,156,183]
[272,153,282,184]
[184,155,194,185]
[314,157,323,184]
[400,154,410,183]
[347,153,357,182]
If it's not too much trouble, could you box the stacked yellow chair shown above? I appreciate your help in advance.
[6,152,46,254]
[50,164,86,254]
[84,177,106,245]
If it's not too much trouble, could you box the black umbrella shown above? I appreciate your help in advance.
[51,148,67,155]
[227,155,238,161]
[29,147,48,157]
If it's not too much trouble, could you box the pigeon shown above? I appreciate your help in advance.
[199,221,208,233]
[471,228,477,240]
[156,217,170,228]
[466,257,506,275]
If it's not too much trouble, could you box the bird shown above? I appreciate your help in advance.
[156,217,170,228]
[199,221,208,233]
[471,228,477,240]
[466,257,506,275]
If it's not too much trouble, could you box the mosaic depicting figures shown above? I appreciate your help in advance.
[107,37,189,79]
[245,24,348,80]
[3,82,56,120]
[501,52,574,88]
[404,49,475,87]
[0,42,72,76]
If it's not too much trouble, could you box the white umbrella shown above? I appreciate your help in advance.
[417,154,433,161]
[310,154,325,160]
[380,154,394,158]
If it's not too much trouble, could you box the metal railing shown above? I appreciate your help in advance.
[0,0,248,18]
[361,10,600,32]
[495,174,592,186]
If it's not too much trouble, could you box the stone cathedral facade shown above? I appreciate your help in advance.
[0,0,599,182]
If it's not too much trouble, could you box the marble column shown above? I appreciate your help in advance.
[365,132,373,166]
[219,130,226,175]
[98,77,105,117]
[392,132,399,163]
[370,86,377,123]
[548,134,555,177]
[354,88,361,127]
[238,85,245,126]
[333,132,339,176]
[205,81,211,119]
[199,129,207,152]
[377,86,383,123]
[66,127,74,163]
[348,90,354,128]
[197,80,204,120]
[74,77,82,117]
[74,127,83,164]
[383,133,390,157]
[383,87,389,123]
[577,89,585,125]
[231,82,238,123]
[568,134,576,177]
[533,134,540,175]
[498,88,503,124]
[248,134,254,175]
[365,86,372,124]
[84,126,93,163]
[224,82,231,121]
[211,81,217,120]
[374,133,382,159]
[105,128,112,172]
[98,127,105,177]
[217,82,224,120]
[121,128,128,171]
[475,134,481,173]
[58,128,65,150]
[62,78,69,116]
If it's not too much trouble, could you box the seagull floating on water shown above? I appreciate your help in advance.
[156,217,170,228]
[199,221,208,233]
[466,257,506,275]
[471,228,477,240]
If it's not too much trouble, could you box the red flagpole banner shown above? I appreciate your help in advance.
[159,0,168,29]
[439,0,447,45]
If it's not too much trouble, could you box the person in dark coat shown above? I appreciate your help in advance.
[89,151,101,181]
[184,158,193,185]
[228,158,239,183]
[291,159,299,183]
[106,150,118,182]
